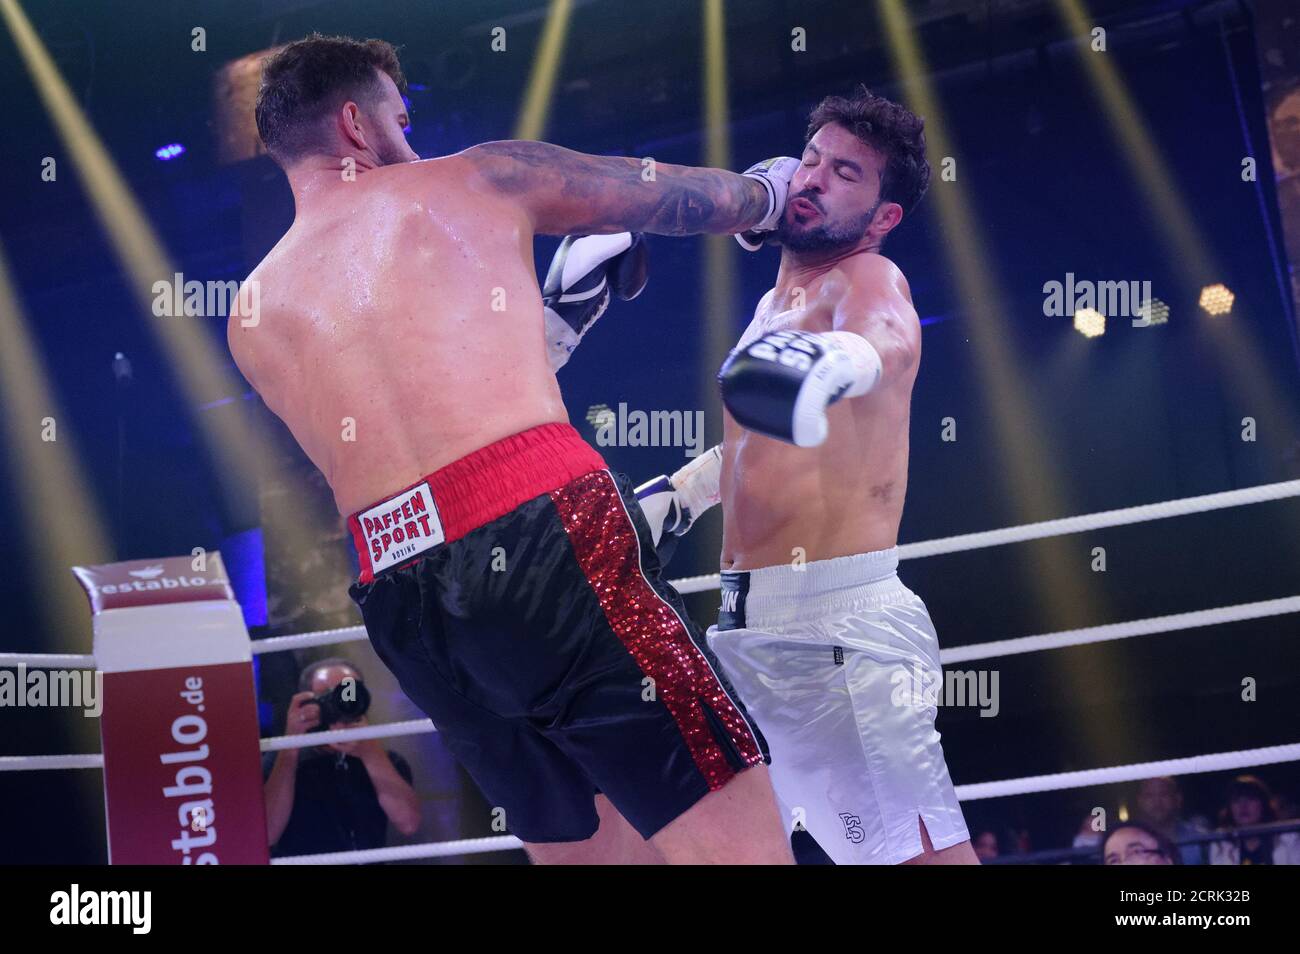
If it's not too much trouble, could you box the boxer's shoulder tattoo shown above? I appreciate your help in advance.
[467,140,767,235]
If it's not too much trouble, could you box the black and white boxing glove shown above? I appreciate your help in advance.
[635,445,723,565]
[543,232,648,371]
[734,157,801,252]
[718,330,882,447]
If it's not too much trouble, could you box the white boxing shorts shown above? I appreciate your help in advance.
[706,548,969,864]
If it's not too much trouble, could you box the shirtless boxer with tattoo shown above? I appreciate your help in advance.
[229,34,797,864]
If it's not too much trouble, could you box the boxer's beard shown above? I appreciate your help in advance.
[776,200,879,253]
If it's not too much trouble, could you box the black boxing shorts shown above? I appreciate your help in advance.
[347,423,767,843]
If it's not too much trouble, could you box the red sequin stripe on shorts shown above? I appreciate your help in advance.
[549,470,762,790]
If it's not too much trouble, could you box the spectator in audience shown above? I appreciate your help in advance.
[1208,775,1300,865]
[1131,776,1209,865]
[1005,827,1032,855]
[1102,821,1177,865]
[263,657,421,857]
[971,829,1000,863]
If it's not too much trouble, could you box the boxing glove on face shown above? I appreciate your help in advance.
[734,157,801,252]
[718,329,882,447]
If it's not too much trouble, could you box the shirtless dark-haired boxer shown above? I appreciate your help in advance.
[706,87,977,864]
[228,34,794,863]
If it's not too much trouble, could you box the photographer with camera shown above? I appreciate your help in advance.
[263,658,421,856]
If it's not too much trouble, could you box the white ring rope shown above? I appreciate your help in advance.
[4,474,1299,866]
[9,594,1294,777]
[941,594,1300,664]
[0,719,442,771]
[0,627,372,669]
[0,651,96,668]
[251,625,367,656]
[898,478,1300,558]
[260,718,436,751]
[270,741,1300,864]
[3,591,1298,772]
[271,835,523,865]
[9,735,1299,809]
[671,476,1300,595]
[13,585,1295,673]
[5,477,1298,669]
[954,742,1300,801]
[0,753,105,772]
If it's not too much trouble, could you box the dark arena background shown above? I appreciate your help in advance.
[1,0,1300,909]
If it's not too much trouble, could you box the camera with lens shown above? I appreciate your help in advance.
[308,678,371,729]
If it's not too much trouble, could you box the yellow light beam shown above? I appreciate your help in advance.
[878,0,1076,538]
[513,0,573,141]
[701,0,739,439]
[1055,0,1215,281]
[1,0,275,512]
[0,242,111,652]
[879,0,1121,762]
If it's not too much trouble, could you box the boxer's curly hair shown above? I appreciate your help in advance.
[806,86,930,214]
[255,33,406,164]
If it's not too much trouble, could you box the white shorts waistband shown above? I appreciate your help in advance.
[717,548,909,631]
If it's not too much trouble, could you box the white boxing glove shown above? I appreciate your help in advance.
[542,232,648,370]
[634,445,723,562]
[735,156,800,251]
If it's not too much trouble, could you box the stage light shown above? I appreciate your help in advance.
[1136,297,1169,326]
[1052,0,1298,455]
[1198,283,1234,316]
[1073,308,1105,338]
[154,143,185,161]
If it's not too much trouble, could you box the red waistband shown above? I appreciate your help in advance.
[348,423,605,583]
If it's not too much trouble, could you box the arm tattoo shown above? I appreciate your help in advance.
[469,140,769,235]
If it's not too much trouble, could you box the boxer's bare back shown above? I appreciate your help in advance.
[230,139,769,516]
[721,253,921,570]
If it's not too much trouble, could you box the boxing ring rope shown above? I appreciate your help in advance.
[6,475,1300,671]
[672,476,1300,594]
[952,742,1300,802]
[0,651,99,668]
[5,477,1300,860]
[261,717,435,751]
[274,740,1300,864]
[4,589,1297,729]
[0,628,372,669]
[0,720,444,772]
[0,753,106,772]
[940,593,1300,664]
[272,835,524,865]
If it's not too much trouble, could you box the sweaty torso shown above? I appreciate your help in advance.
[720,260,918,570]
[229,158,566,516]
